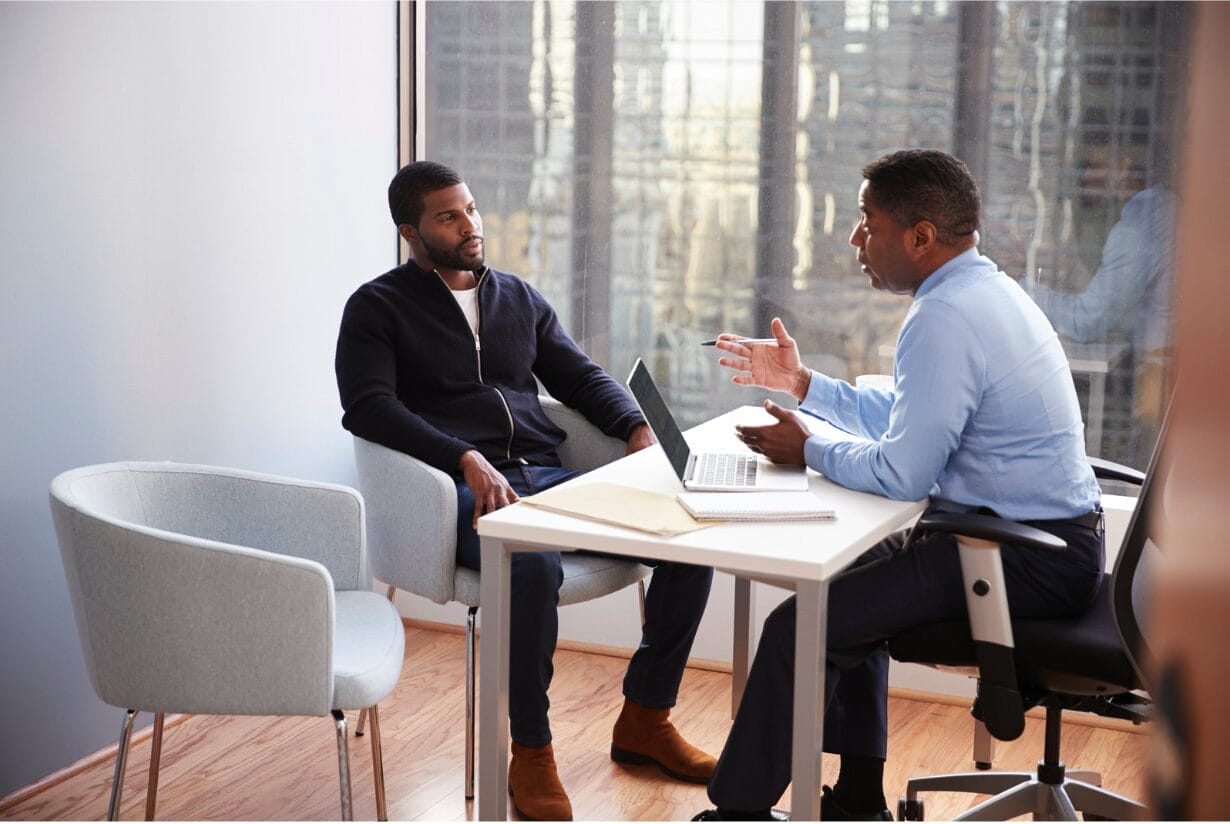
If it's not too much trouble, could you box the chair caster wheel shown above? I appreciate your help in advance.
[898,796,925,821]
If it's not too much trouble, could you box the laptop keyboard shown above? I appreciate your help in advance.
[694,453,758,488]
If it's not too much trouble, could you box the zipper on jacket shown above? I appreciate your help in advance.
[435,268,517,459]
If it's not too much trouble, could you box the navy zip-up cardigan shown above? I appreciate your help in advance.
[335,259,645,477]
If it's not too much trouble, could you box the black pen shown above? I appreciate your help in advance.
[700,338,777,346]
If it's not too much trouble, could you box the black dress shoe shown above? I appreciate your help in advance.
[820,786,893,821]
[691,808,790,821]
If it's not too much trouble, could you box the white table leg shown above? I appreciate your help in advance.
[478,535,512,821]
[732,576,755,718]
[790,579,827,821]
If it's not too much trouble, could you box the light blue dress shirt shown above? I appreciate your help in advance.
[800,248,1101,521]
[1029,186,1175,361]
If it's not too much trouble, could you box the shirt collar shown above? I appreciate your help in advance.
[913,246,983,300]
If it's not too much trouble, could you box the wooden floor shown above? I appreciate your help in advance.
[1,624,1148,821]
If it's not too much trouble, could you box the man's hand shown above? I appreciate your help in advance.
[625,423,656,455]
[458,450,519,529]
[734,400,810,466]
[714,317,812,401]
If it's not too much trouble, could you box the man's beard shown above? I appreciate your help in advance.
[421,236,484,272]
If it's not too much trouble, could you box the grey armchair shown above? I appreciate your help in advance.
[49,462,405,821]
[352,395,650,798]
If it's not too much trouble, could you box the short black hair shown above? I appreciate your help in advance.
[861,149,981,246]
[388,161,465,227]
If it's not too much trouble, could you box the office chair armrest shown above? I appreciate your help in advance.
[911,509,1070,742]
[353,436,459,604]
[1089,456,1146,486]
[540,395,628,471]
[915,511,1067,553]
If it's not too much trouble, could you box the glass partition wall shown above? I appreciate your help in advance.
[419,0,1192,471]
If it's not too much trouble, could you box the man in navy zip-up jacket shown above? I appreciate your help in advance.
[335,161,715,820]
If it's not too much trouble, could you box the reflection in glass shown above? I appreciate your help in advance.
[422,0,1191,469]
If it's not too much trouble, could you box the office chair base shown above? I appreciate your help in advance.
[902,772,1147,821]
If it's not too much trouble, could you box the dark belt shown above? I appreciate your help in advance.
[929,500,1103,531]
[1024,510,1103,531]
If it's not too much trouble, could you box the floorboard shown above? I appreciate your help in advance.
[0,625,1148,821]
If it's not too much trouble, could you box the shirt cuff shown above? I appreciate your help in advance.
[802,434,831,475]
[799,369,842,419]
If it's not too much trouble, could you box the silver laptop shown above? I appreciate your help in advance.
[627,358,809,492]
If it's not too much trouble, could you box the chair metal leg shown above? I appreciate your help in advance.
[355,585,397,740]
[465,605,478,800]
[1045,782,1080,820]
[637,578,646,627]
[972,717,995,769]
[1067,768,1102,785]
[332,710,354,821]
[367,705,388,821]
[906,770,1032,798]
[144,712,165,821]
[1066,779,1148,820]
[108,709,139,821]
[954,778,1044,821]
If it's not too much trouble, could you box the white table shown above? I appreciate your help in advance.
[476,406,926,820]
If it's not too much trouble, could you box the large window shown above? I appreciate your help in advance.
[421,0,1191,469]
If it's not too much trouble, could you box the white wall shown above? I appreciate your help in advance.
[0,1,396,796]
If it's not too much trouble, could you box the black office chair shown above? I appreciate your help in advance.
[887,425,1166,820]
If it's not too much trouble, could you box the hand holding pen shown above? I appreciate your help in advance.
[700,338,777,346]
[705,317,813,402]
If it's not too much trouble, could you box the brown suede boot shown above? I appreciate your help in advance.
[508,741,573,821]
[610,699,717,784]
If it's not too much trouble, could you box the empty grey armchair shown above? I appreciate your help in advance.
[49,462,405,821]
[352,395,650,799]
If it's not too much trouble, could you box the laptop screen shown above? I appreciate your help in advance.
[627,359,692,482]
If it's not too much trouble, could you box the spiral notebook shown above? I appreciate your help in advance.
[676,491,836,522]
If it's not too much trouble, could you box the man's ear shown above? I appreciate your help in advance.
[909,220,938,257]
[398,224,418,244]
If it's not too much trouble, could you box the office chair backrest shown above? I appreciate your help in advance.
[1110,404,1172,693]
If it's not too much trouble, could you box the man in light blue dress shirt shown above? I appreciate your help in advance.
[1028,165,1176,467]
[692,150,1104,821]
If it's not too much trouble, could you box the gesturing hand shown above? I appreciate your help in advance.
[458,450,519,529]
[714,317,812,401]
[734,400,810,466]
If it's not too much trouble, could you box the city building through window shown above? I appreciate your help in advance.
[419,0,1192,471]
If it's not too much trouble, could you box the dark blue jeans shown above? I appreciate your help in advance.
[455,464,714,748]
[706,516,1103,811]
